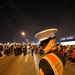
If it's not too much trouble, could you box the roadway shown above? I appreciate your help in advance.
[0,50,75,75]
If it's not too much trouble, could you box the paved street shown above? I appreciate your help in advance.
[0,51,75,75]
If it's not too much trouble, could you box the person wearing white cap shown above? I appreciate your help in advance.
[35,28,66,75]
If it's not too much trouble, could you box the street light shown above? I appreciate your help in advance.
[21,31,26,42]
[13,32,26,43]
[21,32,25,36]
[21,32,29,43]
[21,32,29,44]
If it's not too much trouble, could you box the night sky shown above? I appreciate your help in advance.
[0,0,75,43]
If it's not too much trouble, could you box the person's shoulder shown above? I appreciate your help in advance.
[39,58,54,74]
[54,52,66,66]
[39,58,48,66]
[39,56,51,68]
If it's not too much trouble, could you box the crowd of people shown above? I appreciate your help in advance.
[0,42,39,57]
[0,42,75,65]
[58,45,75,64]
[0,42,28,56]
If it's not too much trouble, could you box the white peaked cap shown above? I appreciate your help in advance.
[35,28,58,41]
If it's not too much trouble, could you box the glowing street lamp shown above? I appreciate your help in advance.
[21,32,29,43]
[21,32,25,36]
[21,31,26,42]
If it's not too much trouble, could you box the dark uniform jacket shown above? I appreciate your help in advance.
[39,50,66,75]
